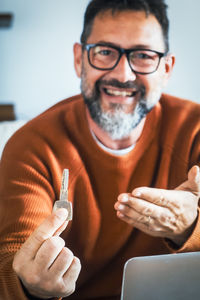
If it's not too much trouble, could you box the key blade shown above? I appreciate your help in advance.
[53,168,73,222]
[62,169,69,190]
[59,169,69,201]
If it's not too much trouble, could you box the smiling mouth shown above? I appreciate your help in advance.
[103,87,138,97]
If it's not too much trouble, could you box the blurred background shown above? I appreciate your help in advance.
[0,0,200,120]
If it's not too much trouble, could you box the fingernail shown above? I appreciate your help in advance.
[118,204,125,210]
[117,212,124,218]
[194,166,200,182]
[55,208,68,219]
[197,166,200,176]
[133,190,142,197]
[121,194,129,202]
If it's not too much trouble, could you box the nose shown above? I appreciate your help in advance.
[110,54,137,82]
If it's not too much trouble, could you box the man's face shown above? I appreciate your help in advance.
[74,10,174,140]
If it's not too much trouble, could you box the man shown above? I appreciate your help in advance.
[0,0,200,299]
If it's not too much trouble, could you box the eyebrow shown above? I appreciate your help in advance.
[94,40,154,50]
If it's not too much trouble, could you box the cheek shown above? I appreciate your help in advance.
[81,65,103,99]
[82,66,102,88]
[143,74,165,106]
[81,64,111,95]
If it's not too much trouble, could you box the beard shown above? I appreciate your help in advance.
[81,70,157,140]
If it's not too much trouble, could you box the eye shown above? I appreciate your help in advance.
[99,49,112,56]
[93,46,114,57]
[131,51,156,61]
[138,53,151,59]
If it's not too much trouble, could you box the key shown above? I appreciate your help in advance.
[53,169,73,221]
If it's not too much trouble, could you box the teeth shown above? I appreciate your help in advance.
[106,88,134,97]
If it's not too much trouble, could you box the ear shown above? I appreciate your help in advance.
[73,43,83,78]
[163,53,176,86]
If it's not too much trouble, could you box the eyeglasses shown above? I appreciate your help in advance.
[83,43,166,75]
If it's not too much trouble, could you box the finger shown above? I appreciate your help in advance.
[116,210,152,229]
[55,257,81,297]
[116,210,175,238]
[34,236,65,269]
[54,220,69,236]
[21,208,69,260]
[116,203,153,223]
[49,247,74,277]
[130,188,178,209]
[118,191,171,209]
[187,165,200,194]
[188,165,200,181]
[175,165,200,196]
[115,197,158,218]
[63,256,81,284]
[115,199,175,225]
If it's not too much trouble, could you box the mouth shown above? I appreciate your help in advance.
[103,87,138,98]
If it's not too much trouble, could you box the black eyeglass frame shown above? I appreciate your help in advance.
[83,43,167,75]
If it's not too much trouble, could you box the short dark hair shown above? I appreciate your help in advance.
[81,0,169,52]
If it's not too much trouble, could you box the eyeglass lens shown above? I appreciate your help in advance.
[89,45,161,74]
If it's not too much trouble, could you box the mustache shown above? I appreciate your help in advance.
[97,79,140,90]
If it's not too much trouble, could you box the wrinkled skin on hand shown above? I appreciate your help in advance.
[115,166,200,246]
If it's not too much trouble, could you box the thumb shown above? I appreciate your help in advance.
[177,165,200,196]
[21,208,69,260]
[188,165,200,194]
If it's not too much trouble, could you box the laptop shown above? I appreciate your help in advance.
[121,251,200,300]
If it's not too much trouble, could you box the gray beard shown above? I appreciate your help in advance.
[81,78,153,140]
[85,99,149,140]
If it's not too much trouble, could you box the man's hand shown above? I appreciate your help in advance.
[13,208,81,299]
[114,166,200,246]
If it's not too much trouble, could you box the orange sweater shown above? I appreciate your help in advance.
[0,94,200,300]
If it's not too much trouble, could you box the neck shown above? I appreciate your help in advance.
[86,108,146,150]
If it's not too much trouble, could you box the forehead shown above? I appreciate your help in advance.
[87,10,165,51]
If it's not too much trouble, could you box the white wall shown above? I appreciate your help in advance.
[0,0,199,120]
[0,0,88,119]
[166,0,200,102]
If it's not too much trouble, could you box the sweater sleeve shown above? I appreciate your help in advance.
[177,130,200,252]
[0,253,29,300]
[165,130,200,253]
[0,131,57,299]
